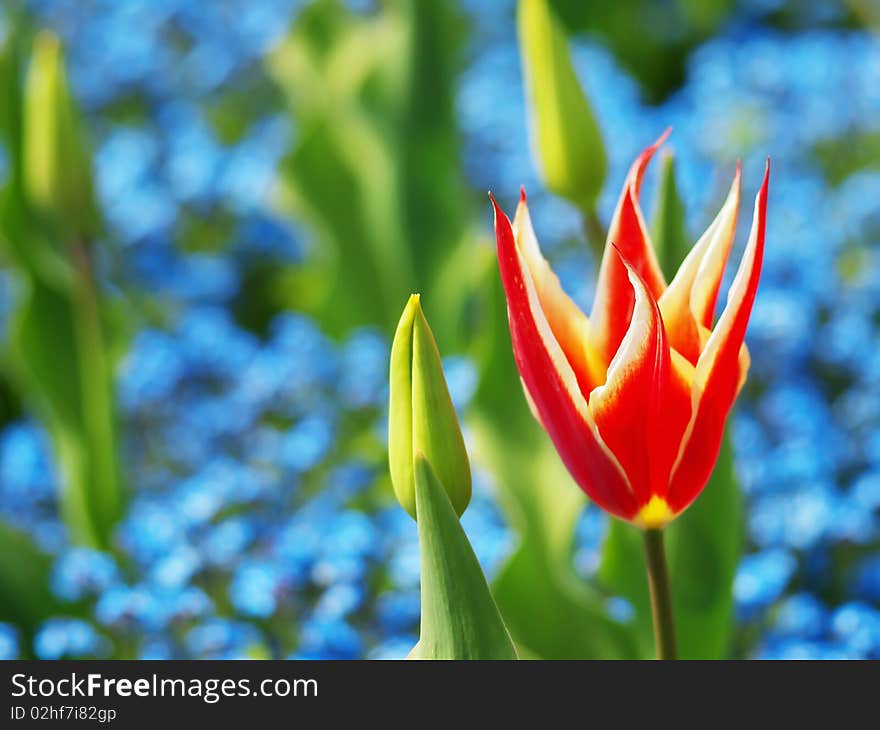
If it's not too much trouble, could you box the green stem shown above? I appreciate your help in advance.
[642,528,677,660]
[70,237,122,547]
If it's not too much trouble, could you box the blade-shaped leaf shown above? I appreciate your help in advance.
[1,27,124,549]
[267,0,471,343]
[11,273,123,548]
[651,151,690,280]
[473,413,639,659]
[413,455,517,660]
[0,518,61,638]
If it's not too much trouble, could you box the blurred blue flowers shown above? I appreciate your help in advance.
[1,0,879,660]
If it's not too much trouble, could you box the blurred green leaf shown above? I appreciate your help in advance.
[0,518,61,644]
[651,151,690,280]
[411,455,517,660]
[551,0,736,103]
[813,129,880,186]
[473,412,638,659]
[518,0,607,214]
[600,433,742,659]
[12,273,124,548]
[268,0,472,342]
[0,29,124,549]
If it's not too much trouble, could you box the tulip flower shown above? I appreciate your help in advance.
[489,132,769,530]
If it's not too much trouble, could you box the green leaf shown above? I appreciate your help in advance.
[11,273,123,549]
[599,435,743,659]
[0,27,124,549]
[412,455,517,660]
[389,295,471,519]
[0,518,62,639]
[518,0,607,213]
[651,151,690,280]
[267,0,471,342]
[472,413,638,659]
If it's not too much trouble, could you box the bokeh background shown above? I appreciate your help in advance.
[1,0,879,660]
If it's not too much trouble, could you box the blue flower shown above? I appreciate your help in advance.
[185,619,263,659]
[203,517,255,568]
[117,330,186,411]
[140,639,175,660]
[160,586,214,625]
[852,555,880,603]
[34,619,108,659]
[375,591,420,633]
[368,635,417,660]
[755,636,856,660]
[117,501,186,565]
[150,545,202,590]
[605,597,636,624]
[229,561,287,619]
[51,548,119,602]
[734,549,797,618]
[0,623,20,660]
[0,423,56,502]
[314,582,365,619]
[338,329,388,409]
[279,415,335,473]
[442,356,478,413]
[831,602,880,658]
[297,616,363,660]
[94,584,163,631]
[772,593,828,639]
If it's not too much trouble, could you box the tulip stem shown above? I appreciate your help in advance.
[642,528,677,660]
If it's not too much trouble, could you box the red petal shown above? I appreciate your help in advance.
[512,193,604,395]
[659,165,741,364]
[589,247,692,508]
[491,194,637,520]
[667,161,770,514]
[590,132,669,371]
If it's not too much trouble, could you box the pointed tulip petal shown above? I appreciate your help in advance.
[628,128,671,197]
[659,165,741,363]
[589,248,692,510]
[491,195,637,520]
[667,162,769,514]
[512,191,604,394]
[590,133,669,370]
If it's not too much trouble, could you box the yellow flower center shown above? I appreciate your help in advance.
[636,496,675,529]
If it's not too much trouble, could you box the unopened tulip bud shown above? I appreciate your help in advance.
[23,31,98,240]
[389,294,471,519]
[518,0,607,212]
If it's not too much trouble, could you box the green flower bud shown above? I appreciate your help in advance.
[389,294,471,519]
[518,0,607,212]
[23,31,98,240]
